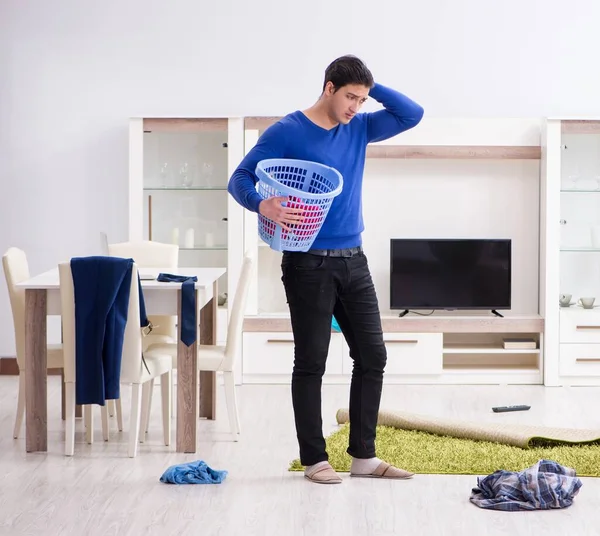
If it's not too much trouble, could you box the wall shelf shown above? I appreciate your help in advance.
[561,120,600,134]
[560,190,600,193]
[142,118,228,132]
[443,345,540,354]
[443,364,539,372]
[244,117,540,160]
[365,145,540,160]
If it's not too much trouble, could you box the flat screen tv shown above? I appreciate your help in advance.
[390,238,511,316]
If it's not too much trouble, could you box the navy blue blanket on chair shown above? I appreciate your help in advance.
[71,256,149,406]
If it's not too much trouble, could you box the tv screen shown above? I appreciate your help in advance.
[390,239,511,312]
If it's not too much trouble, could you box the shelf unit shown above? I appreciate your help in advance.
[541,117,600,386]
[240,117,545,385]
[365,145,540,159]
[128,117,245,376]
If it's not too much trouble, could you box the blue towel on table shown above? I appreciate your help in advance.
[470,459,583,511]
[157,272,198,346]
[71,256,151,406]
[160,460,228,484]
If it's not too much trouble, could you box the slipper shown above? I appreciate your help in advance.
[304,463,342,484]
[350,461,414,480]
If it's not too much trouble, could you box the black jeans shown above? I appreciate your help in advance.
[281,249,387,466]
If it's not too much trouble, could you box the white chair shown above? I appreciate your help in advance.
[107,239,179,429]
[99,232,109,255]
[107,240,179,350]
[2,247,65,439]
[148,252,255,440]
[59,261,173,457]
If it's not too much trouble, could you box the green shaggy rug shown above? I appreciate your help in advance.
[289,412,600,477]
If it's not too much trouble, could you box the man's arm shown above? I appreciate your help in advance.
[365,83,424,143]
[227,122,287,213]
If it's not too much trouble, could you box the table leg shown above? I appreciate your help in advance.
[25,289,47,452]
[176,290,198,453]
[199,282,217,420]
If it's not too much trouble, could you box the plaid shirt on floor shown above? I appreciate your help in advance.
[470,459,583,511]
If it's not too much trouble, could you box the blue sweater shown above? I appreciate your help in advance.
[227,83,424,249]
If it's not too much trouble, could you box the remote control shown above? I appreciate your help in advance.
[492,405,531,413]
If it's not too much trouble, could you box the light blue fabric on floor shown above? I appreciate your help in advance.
[160,460,228,484]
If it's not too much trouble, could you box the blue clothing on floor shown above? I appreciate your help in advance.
[160,460,228,484]
[470,459,583,511]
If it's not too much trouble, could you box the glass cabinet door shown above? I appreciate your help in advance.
[559,120,600,303]
[142,118,229,295]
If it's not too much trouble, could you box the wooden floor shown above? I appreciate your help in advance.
[1,376,600,536]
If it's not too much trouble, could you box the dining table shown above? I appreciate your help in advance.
[16,265,226,454]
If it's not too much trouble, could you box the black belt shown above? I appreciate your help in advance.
[306,246,363,257]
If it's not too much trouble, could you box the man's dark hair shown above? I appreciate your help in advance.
[322,55,374,92]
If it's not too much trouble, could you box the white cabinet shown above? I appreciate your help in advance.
[559,309,600,381]
[340,332,443,376]
[128,117,246,375]
[243,330,444,383]
[560,308,600,343]
[380,333,443,375]
[559,343,600,377]
[541,118,600,385]
[242,332,345,383]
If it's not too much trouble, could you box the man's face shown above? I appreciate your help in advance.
[324,82,370,125]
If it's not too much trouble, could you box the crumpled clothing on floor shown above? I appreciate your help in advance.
[470,459,582,511]
[160,460,228,484]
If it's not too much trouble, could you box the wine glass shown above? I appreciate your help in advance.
[159,163,169,188]
[179,162,193,188]
[201,162,214,187]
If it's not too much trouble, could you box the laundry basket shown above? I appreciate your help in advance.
[255,158,344,252]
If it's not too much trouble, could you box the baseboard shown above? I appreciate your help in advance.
[0,357,61,376]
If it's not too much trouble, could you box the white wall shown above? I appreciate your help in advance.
[2,0,600,354]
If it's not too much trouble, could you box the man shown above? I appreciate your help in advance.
[228,55,424,484]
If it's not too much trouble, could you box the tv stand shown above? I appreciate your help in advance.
[491,310,504,318]
[242,314,544,386]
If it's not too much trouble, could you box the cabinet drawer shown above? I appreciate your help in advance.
[560,343,600,376]
[384,333,443,375]
[342,332,442,375]
[243,332,343,375]
[560,309,600,343]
